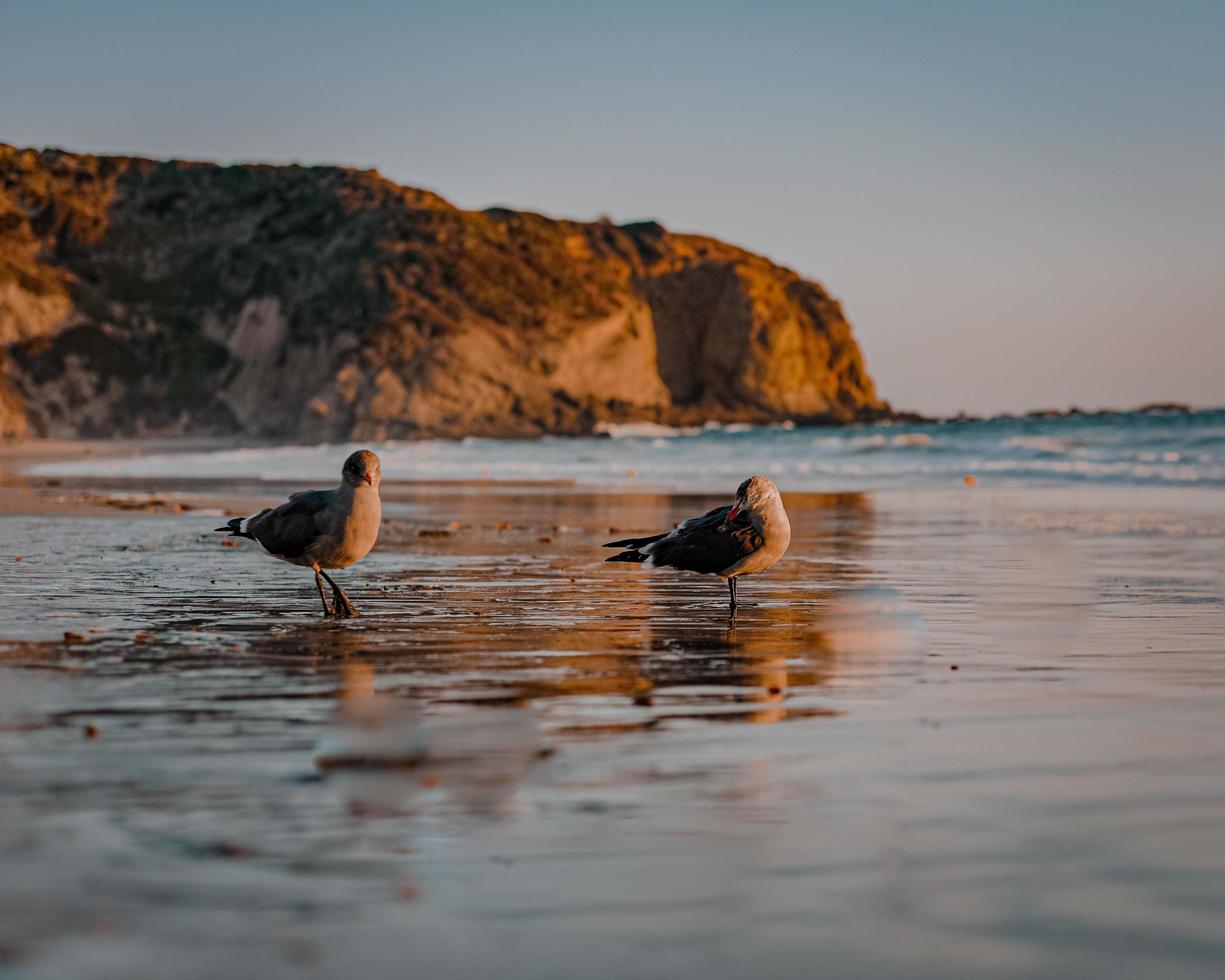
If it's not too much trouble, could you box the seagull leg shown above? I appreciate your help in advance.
[314,567,334,617]
[727,577,738,616]
[319,569,358,618]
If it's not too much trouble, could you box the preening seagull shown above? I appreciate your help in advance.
[604,475,791,613]
[215,450,382,617]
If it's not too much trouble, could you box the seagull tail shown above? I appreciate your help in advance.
[214,517,255,539]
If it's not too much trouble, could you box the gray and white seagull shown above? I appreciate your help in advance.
[604,475,791,613]
[215,450,382,617]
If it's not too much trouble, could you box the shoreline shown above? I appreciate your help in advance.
[2,429,1223,523]
[0,400,1215,467]
[5,405,1224,500]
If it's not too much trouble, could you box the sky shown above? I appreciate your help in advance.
[2,0,1222,415]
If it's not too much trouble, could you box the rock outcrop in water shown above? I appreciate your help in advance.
[0,144,886,440]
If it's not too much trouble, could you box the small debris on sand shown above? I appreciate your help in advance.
[964,474,977,486]
[83,723,99,739]
[63,631,85,644]
[86,494,172,511]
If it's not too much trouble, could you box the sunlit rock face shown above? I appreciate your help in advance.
[0,145,888,440]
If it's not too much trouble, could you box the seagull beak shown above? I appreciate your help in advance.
[363,473,374,486]
[726,504,741,523]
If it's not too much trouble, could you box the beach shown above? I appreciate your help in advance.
[5,0,1223,973]
[1,435,1223,979]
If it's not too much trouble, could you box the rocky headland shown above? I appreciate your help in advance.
[0,145,886,440]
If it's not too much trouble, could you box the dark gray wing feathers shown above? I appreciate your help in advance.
[244,490,332,559]
[604,504,761,575]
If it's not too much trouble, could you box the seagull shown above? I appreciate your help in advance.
[604,475,791,613]
[215,450,382,617]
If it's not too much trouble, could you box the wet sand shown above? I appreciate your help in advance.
[2,468,1225,979]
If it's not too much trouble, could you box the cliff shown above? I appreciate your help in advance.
[0,145,886,440]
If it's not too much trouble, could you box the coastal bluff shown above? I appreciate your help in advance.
[0,145,886,440]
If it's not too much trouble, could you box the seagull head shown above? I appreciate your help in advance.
[727,475,781,521]
[342,449,382,489]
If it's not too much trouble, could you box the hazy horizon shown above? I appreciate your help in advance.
[3,0,1222,415]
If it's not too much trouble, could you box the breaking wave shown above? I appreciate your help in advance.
[31,408,1225,492]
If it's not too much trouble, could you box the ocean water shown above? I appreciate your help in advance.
[32,408,1225,491]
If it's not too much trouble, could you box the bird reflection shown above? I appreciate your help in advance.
[231,490,915,736]
[496,490,891,730]
[316,663,546,817]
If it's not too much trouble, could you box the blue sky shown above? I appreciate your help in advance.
[3,0,1222,413]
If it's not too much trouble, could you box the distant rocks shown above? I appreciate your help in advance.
[936,402,1199,425]
[1020,403,1195,420]
[1134,402,1194,416]
[0,144,887,440]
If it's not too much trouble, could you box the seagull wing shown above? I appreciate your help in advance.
[605,504,762,575]
[245,490,333,560]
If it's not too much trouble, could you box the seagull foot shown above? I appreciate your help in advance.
[332,590,358,618]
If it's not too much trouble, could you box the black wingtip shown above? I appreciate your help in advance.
[605,551,649,563]
[215,518,254,539]
[604,531,668,549]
